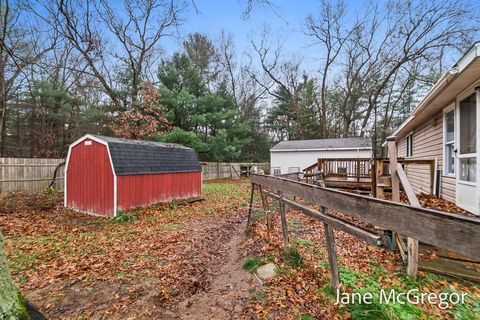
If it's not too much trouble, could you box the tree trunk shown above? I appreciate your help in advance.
[0,232,30,319]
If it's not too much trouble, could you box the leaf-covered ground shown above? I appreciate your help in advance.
[1,180,257,319]
[1,179,479,319]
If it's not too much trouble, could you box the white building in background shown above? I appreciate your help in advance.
[270,137,372,175]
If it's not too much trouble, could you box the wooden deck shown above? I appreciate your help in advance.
[303,158,373,189]
[302,176,372,189]
[303,157,435,194]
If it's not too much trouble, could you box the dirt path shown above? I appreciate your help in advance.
[24,211,258,319]
[174,218,257,319]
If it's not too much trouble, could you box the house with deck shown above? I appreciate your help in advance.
[270,137,372,175]
[388,42,480,215]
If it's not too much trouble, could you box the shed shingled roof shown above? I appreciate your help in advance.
[92,135,201,176]
[270,137,372,151]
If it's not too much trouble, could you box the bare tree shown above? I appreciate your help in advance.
[0,0,56,155]
[97,0,185,104]
[303,0,478,145]
[305,0,352,137]
[358,0,478,137]
[35,0,185,108]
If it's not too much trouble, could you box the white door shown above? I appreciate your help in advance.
[456,92,478,214]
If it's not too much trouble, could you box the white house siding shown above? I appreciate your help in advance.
[396,111,455,203]
[270,149,372,174]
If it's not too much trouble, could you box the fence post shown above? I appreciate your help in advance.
[278,191,289,246]
[323,210,340,291]
[387,137,400,253]
[374,159,385,199]
[259,185,273,231]
[247,183,256,229]
[387,137,400,202]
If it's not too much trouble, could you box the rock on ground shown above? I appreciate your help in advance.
[256,263,277,280]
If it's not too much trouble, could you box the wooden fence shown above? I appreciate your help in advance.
[0,157,270,193]
[0,158,65,192]
[201,162,269,180]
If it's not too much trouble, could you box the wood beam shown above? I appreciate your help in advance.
[323,217,340,291]
[259,186,273,231]
[246,182,256,229]
[387,138,400,202]
[397,164,419,277]
[278,191,289,247]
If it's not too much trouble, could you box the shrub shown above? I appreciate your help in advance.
[283,247,304,268]
[243,257,264,273]
[111,211,137,224]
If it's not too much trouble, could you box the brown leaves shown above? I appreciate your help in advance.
[416,193,473,216]
[0,179,252,318]
[109,82,172,140]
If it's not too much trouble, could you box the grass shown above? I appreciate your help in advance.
[163,223,184,231]
[111,210,137,223]
[9,253,38,272]
[243,257,265,273]
[5,179,480,319]
[334,265,449,320]
[444,287,480,319]
[251,290,267,302]
[283,246,304,268]
[291,237,314,248]
[202,181,248,198]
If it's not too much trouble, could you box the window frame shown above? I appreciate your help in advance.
[455,90,478,186]
[458,93,477,157]
[271,167,281,176]
[443,105,455,177]
[406,132,414,158]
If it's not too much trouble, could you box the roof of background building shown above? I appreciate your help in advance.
[92,135,201,175]
[270,137,372,151]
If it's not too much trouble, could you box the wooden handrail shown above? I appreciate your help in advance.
[251,174,480,260]
[316,158,372,180]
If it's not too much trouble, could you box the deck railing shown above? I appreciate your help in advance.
[316,158,372,182]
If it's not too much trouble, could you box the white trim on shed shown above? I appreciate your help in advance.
[64,134,118,217]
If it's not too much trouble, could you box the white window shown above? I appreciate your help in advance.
[272,167,281,176]
[458,94,477,183]
[406,133,413,158]
[443,109,455,175]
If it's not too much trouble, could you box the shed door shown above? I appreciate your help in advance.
[66,139,115,216]
[456,93,478,214]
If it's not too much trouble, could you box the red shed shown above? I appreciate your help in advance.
[64,134,202,217]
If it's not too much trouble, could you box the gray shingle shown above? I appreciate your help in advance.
[270,137,372,151]
[92,135,201,176]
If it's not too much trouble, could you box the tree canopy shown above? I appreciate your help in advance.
[0,0,478,160]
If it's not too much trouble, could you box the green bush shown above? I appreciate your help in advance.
[283,247,304,268]
[111,211,137,224]
[243,257,264,273]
